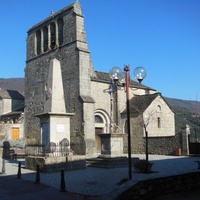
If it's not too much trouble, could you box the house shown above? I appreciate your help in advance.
[24,1,177,156]
[0,89,24,140]
[121,93,176,154]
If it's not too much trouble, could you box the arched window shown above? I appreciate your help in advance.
[157,105,161,112]
[58,18,64,46]
[43,26,48,52]
[95,115,103,123]
[36,30,41,55]
[50,22,56,49]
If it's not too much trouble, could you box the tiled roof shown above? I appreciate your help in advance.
[0,89,24,100]
[91,71,155,90]
[121,93,161,116]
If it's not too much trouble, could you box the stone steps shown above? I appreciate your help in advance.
[86,156,139,168]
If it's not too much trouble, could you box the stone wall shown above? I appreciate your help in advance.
[123,128,182,155]
[147,132,182,155]
[25,155,86,172]
[116,171,200,199]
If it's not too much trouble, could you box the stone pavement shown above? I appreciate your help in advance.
[0,154,200,199]
[0,175,83,200]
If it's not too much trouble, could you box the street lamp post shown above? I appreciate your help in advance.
[109,65,146,180]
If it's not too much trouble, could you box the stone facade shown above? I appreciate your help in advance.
[121,93,176,154]
[24,2,176,156]
[0,89,24,140]
[144,95,175,137]
[25,2,95,155]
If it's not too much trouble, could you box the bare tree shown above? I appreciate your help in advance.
[132,105,157,162]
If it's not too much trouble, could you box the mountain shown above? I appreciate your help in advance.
[0,78,24,92]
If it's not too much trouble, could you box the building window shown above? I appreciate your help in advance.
[36,30,41,55]
[157,105,161,112]
[157,117,161,128]
[95,116,103,123]
[58,18,64,46]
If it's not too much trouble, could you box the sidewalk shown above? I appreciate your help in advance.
[0,155,200,199]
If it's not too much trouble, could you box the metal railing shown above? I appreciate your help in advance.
[25,143,70,157]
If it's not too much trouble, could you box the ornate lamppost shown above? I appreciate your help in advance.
[109,65,146,180]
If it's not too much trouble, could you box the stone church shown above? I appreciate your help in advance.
[25,1,176,156]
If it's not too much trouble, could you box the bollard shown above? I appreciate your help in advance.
[60,169,66,192]
[1,159,6,174]
[17,161,21,179]
[35,165,40,184]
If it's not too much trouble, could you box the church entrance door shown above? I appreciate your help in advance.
[95,128,103,153]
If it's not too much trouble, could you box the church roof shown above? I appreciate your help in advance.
[121,93,163,117]
[91,71,155,91]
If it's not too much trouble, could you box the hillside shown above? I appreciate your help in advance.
[165,97,200,114]
[165,97,200,141]
[0,78,24,92]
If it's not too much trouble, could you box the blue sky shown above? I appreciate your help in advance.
[0,0,200,101]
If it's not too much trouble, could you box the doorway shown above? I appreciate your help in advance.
[95,128,103,153]
[11,128,19,140]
